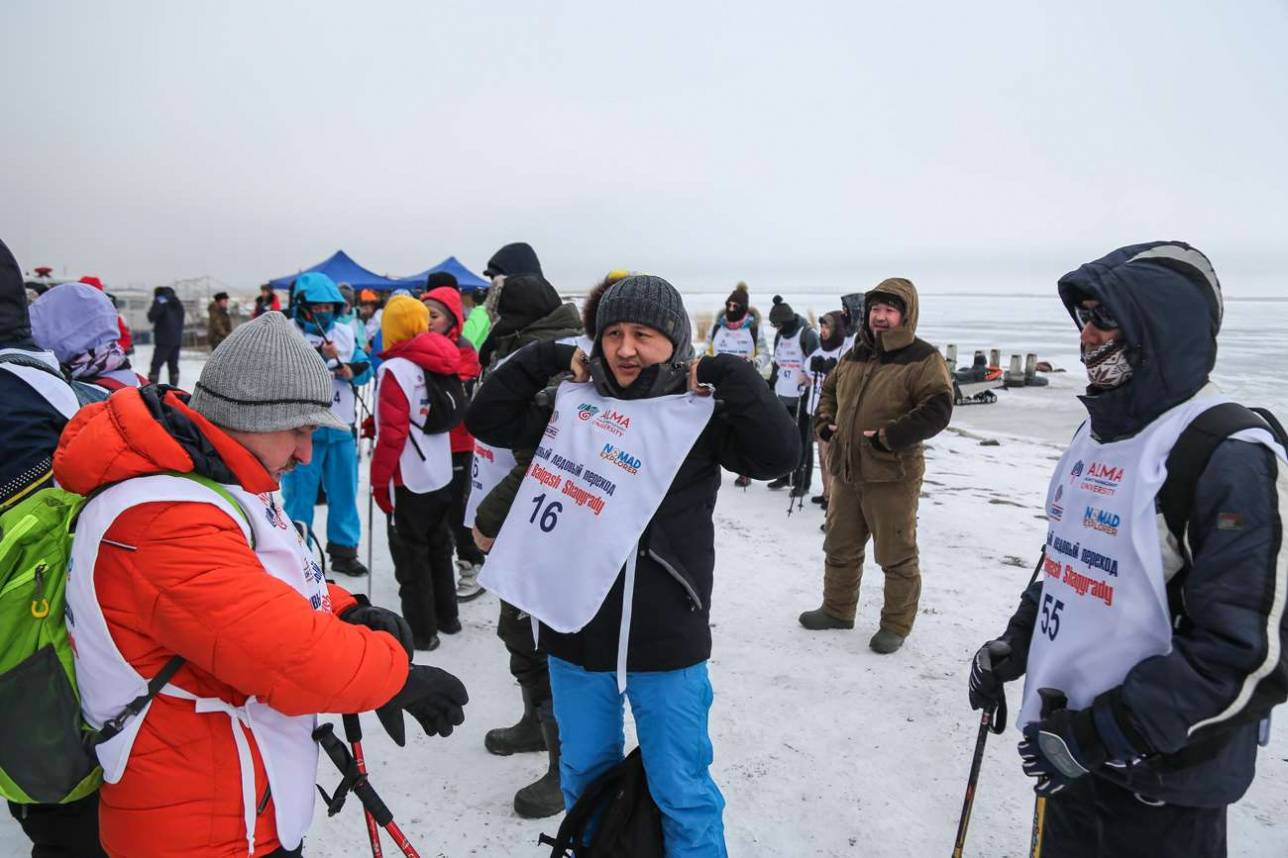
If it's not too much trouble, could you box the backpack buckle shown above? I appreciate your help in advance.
[30,598,49,619]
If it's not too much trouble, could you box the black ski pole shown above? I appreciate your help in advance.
[1029,688,1068,858]
[951,700,1004,857]
[314,722,422,858]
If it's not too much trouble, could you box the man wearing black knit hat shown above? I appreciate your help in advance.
[468,274,798,855]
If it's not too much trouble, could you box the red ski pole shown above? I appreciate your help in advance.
[315,722,422,858]
[343,715,384,858]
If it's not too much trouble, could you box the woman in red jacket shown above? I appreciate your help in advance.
[420,280,488,600]
[372,295,465,651]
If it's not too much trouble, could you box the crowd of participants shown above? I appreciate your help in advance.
[1,235,1285,858]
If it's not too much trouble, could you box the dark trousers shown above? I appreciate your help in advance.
[390,485,458,643]
[7,795,107,858]
[785,398,813,491]
[1041,775,1227,858]
[498,600,551,706]
[449,451,485,565]
[147,343,180,386]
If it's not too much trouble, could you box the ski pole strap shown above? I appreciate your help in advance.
[95,654,186,744]
[991,693,1008,734]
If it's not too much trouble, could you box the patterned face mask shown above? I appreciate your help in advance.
[66,340,129,380]
[1081,339,1134,390]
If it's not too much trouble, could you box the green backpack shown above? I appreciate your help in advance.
[0,473,250,805]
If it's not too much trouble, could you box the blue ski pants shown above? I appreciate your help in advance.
[548,656,727,858]
[281,426,361,552]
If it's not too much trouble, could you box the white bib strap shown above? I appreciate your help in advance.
[163,685,257,855]
[616,545,639,694]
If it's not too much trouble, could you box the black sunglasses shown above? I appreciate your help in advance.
[1075,304,1119,331]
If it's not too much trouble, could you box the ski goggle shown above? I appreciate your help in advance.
[1075,303,1120,331]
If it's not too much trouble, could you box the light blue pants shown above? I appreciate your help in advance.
[548,656,728,858]
[280,426,361,552]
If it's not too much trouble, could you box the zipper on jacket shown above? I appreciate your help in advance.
[0,565,37,600]
[647,548,702,612]
[30,563,50,617]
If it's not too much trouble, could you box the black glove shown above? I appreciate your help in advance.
[809,355,827,373]
[376,664,469,746]
[968,639,1023,729]
[817,424,835,442]
[341,600,414,659]
[1019,706,1106,796]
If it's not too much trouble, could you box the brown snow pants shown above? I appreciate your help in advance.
[821,476,923,635]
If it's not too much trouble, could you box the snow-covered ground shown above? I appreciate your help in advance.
[3,346,1285,857]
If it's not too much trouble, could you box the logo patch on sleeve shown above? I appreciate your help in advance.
[1217,512,1244,531]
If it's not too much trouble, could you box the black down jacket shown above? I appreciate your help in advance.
[147,286,185,347]
[466,340,800,671]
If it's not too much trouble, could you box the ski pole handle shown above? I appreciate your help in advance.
[1029,689,1068,858]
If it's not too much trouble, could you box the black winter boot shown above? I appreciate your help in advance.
[513,705,563,819]
[485,687,547,756]
[328,543,368,577]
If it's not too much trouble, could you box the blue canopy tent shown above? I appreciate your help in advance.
[392,256,490,292]
[268,250,405,292]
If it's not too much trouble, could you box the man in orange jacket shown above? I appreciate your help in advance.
[54,311,468,858]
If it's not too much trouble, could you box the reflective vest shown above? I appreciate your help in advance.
[67,476,330,854]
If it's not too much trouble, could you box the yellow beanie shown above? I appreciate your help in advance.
[382,295,429,349]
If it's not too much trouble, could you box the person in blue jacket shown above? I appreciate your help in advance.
[968,242,1287,858]
[280,273,373,576]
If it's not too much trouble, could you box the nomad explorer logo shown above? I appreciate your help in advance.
[1083,505,1120,536]
[600,443,643,475]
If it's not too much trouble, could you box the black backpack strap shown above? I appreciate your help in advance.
[93,655,186,745]
[1159,403,1269,545]
[538,756,629,856]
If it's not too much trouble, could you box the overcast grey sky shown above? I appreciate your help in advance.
[3,1,1286,295]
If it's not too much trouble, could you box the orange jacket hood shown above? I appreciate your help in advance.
[54,386,277,496]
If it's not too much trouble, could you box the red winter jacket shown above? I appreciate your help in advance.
[372,331,461,510]
[52,388,409,857]
[421,286,483,454]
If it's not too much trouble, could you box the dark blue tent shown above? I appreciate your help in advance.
[392,256,490,292]
[268,250,404,292]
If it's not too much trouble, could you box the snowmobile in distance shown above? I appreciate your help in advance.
[951,351,1004,405]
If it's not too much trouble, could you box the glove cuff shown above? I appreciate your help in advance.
[1091,689,1153,762]
[338,594,372,620]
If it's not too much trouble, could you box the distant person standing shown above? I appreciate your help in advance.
[358,289,384,344]
[709,282,765,488]
[800,279,952,653]
[253,283,281,318]
[766,295,819,496]
[146,285,185,386]
[460,281,491,349]
[207,291,232,351]
[804,310,848,509]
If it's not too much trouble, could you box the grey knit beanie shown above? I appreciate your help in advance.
[189,311,347,432]
[594,274,693,360]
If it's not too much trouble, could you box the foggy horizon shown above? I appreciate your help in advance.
[4,2,1286,296]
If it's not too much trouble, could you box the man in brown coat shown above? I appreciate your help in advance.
[799,278,952,653]
[207,291,232,350]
